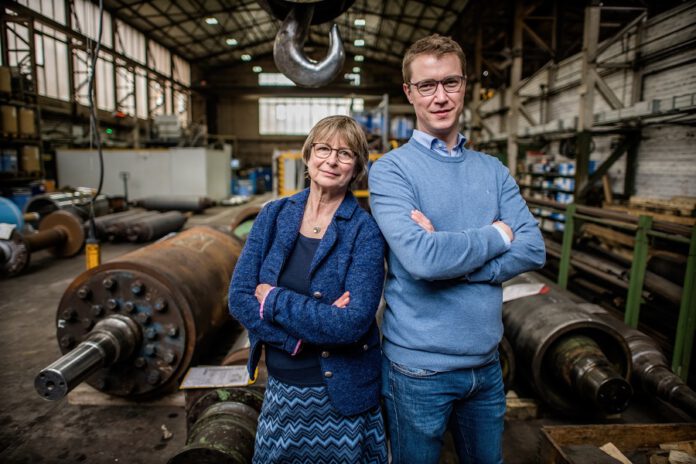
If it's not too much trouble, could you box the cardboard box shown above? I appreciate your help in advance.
[21,145,41,173]
[19,107,36,137]
[1,105,18,135]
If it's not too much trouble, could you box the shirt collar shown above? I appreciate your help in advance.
[411,130,467,157]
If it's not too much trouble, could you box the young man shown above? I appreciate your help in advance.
[368,34,546,464]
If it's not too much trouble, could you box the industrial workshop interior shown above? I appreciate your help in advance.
[0,0,695,462]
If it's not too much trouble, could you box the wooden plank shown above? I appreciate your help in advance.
[605,205,696,226]
[581,223,635,248]
[67,383,185,407]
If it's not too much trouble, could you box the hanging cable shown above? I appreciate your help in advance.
[85,0,105,269]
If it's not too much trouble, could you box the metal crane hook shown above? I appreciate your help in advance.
[273,5,345,88]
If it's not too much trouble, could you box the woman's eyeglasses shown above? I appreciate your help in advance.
[312,143,356,164]
[407,75,466,96]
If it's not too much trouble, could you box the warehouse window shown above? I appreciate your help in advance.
[259,97,364,135]
[259,73,295,86]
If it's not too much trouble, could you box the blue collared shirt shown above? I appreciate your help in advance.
[411,129,467,157]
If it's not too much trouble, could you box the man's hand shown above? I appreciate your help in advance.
[411,209,435,233]
[493,221,514,242]
[255,283,273,303]
[332,291,350,308]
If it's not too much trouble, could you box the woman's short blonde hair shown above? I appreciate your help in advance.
[302,115,369,185]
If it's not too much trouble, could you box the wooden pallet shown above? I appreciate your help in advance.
[629,196,696,218]
[67,383,184,407]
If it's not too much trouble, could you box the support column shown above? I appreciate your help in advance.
[506,0,524,176]
[576,4,600,204]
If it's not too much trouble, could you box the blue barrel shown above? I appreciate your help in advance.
[0,196,23,228]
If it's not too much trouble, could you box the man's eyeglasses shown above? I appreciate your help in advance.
[312,143,356,164]
[407,75,466,97]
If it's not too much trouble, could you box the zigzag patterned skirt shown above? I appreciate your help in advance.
[253,376,388,464]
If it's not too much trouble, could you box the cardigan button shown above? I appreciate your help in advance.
[362,344,369,351]
[312,291,322,299]
[321,351,330,358]
[324,371,333,378]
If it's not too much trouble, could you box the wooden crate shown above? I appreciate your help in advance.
[539,423,696,464]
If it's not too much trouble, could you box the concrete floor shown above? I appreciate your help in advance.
[0,195,690,463]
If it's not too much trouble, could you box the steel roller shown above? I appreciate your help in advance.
[34,226,242,400]
[168,329,266,464]
[125,211,188,242]
[1,210,85,278]
[503,273,633,416]
[580,304,696,419]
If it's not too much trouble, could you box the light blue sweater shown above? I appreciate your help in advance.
[368,140,546,371]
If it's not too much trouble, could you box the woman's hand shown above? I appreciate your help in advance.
[411,209,435,233]
[332,291,350,308]
[255,283,274,304]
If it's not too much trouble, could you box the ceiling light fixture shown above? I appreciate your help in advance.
[204,17,218,25]
[354,55,364,62]
[253,66,263,73]
[241,54,252,61]
[226,38,238,46]
[353,67,360,73]
[354,39,365,47]
[354,18,366,27]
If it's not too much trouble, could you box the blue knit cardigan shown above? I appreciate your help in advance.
[228,189,386,416]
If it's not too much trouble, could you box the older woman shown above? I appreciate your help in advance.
[228,115,387,463]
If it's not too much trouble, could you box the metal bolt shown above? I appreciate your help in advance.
[144,344,157,357]
[61,308,77,321]
[106,299,119,311]
[145,328,158,340]
[77,286,91,300]
[130,281,144,295]
[59,335,75,349]
[92,305,104,317]
[102,277,116,290]
[166,324,179,337]
[153,298,167,312]
[81,318,94,330]
[134,357,146,368]
[147,370,161,385]
[124,301,136,313]
[163,351,177,365]
[136,313,151,325]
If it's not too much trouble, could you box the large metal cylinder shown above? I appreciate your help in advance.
[503,273,633,416]
[35,226,242,400]
[581,304,696,419]
[135,196,213,213]
[168,388,264,464]
[25,191,109,221]
[1,210,85,278]
[125,211,188,242]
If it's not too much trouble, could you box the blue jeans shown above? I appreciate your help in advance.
[381,354,505,464]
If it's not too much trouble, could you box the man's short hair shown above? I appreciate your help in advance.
[402,34,467,83]
[301,115,369,185]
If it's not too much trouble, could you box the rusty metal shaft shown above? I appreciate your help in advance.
[35,315,141,400]
[550,335,632,414]
[24,227,67,252]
